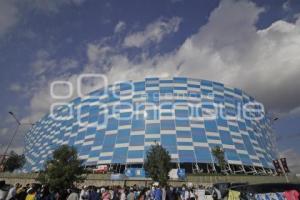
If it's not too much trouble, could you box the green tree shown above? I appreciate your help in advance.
[144,143,172,186]
[36,145,86,190]
[212,145,227,173]
[4,151,26,172]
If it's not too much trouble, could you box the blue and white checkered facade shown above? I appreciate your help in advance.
[23,77,276,172]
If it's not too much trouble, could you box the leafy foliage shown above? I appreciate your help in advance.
[144,143,172,186]
[36,145,86,190]
[4,151,26,172]
[212,145,227,173]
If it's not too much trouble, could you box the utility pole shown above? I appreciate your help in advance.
[0,112,34,169]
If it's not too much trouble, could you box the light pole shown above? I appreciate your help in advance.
[0,112,34,167]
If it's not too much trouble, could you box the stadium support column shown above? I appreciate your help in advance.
[227,163,232,174]
[251,165,258,174]
[241,165,246,174]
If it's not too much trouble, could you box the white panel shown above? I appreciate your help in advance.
[126,158,144,163]
[177,138,193,142]
[128,146,144,151]
[91,146,102,151]
[131,131,145,135]
[145,134,160,138]
[228,160,242,165]
[236,149,248,154]
[206,132,219,137]
[193,142,209,147]
[177,146,194,150]
[115,143,129,148]
[222,144,235,149]
[160,130,176,135]
[176,126,190,131]
[207,139,222,144]
[100,152,113,157]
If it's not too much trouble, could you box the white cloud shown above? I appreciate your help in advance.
[104,0,300,114]
[31,50,56,75]
[114,21,126,33]
[0,128,9,137]
[0,1,19,37]
[31,50,79,76]
[25,0,300,123]
[123,17,182,48]
[9,83,22,92]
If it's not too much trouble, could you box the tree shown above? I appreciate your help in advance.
[4,151,26,172]
[212,145,227,173]
[36,145,86,190]
[144,143,172,186]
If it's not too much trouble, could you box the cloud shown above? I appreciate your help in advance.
[123,17,182,48]
[0,1,19,37]
[31,50,79,76]
[25,0,86,13]
[0,0,85,38]
[9,83,22,92]
[0,128,9,137]
[280,149,300,174]
[25,0,300,124]
[102,0,300,114]
[114,21,126,33]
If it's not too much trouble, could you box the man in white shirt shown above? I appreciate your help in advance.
[5,183,19,200]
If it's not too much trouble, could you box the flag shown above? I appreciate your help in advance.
[273,159,282,173]
[280,158,290,173]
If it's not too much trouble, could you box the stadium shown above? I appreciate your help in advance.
[23,77,277,175]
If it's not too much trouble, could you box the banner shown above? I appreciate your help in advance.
[273,159,282,173]
[280,158,290,173]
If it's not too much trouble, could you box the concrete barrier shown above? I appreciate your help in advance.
[1,173,299,187]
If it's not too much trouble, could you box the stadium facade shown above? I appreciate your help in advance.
[23,77,277,174]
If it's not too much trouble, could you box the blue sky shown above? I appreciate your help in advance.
[0,0,300,173]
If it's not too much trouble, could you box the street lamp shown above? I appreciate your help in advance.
[0,112,35,167]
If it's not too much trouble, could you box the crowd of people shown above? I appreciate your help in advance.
[1,182,212,200]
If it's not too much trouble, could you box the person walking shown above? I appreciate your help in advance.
[25,188,36,200]
[6,183,19,200]
[154,187,162,200]
[80,186,89,200]
[67,189,79,200]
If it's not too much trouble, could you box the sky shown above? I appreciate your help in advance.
[0,0,300,174]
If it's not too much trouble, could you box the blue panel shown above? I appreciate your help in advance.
[106,118,118,131]
[145,123,160,134]
[102,135,117,151]
[127,150,143,158]
[134,81,145,91]
[204,120,218,132]
[191,128,207,143]
[242,135,256,155]
[239,154,253,165]
[224,149,240,161]
[129,135,144,146]
[176,120,189,127]
[116,129,130,143]
[219,130,234,145]
[132,119,145,131]
[194,147,212,163]
[178,150,195,162]
[161,120,175,130]
[176,131,191,138]
[112,147,128,163]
